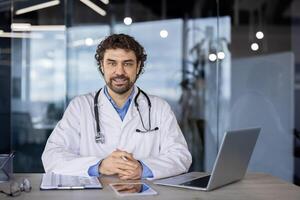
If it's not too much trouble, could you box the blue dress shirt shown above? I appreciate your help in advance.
[88,86,153,178]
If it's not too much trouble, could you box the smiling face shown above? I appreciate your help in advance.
[101,48,140,95]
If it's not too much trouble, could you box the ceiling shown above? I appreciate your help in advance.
[0,0,297,27]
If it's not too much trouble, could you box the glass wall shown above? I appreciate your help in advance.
[3,0,298,185]
[0,1,11,154]
[217,0,298,183]
[11,0,66,172]
[9,0,219,173]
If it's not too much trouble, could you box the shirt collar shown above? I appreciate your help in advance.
[103,85,135,109]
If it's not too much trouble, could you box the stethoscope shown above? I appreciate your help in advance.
[93,87,159,144]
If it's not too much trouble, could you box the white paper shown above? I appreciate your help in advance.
[40,172,102,190]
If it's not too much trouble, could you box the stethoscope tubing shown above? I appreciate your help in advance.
[94,87,159,143]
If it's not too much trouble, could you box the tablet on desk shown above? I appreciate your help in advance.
[110,183,157,196]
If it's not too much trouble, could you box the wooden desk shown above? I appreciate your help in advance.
[0,173,300,200]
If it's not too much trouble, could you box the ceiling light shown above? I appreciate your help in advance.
[80,0,106,16]
[0,32,44,39]
[208,53,217,62]
[85,38,93,46]
[11,23,31,31]
[15,0,60,15]
[124,17,132,25]
[251,43,259,51]
[217,51,225,60]
[29,25,65,31]
[160,29,168,38]
[100,0,109,5]
[11,23,66,31]
[0,30,4,34]
[256,31,264,39]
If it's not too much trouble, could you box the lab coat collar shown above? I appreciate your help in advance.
[96,88,122,123]
[96,85,138,107]
[122,85,139,125]
[122,85,149,127]
[95,85,147,126]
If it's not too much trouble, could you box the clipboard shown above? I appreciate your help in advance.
[0,152,14,182]
[40,172,102,190]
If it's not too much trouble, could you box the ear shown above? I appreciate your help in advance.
[100,61,104,73]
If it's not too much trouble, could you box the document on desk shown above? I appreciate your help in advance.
[40,172,102,190]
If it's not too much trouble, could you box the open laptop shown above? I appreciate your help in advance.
[154,128,261,191]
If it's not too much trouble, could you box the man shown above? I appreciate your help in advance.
[42,34,192,180]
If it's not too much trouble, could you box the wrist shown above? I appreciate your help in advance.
[98,159,104,174]
[138,160,143,178]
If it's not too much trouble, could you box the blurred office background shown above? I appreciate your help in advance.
[0,0,299,185]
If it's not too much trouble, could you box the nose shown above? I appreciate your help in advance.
[115,63,125,75]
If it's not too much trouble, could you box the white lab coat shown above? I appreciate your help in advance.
[42,86,192,179]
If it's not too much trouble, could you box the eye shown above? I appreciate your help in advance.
[124,62,134,67]
[107,61,117,66]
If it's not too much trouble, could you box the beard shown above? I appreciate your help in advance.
[106,75,135,95]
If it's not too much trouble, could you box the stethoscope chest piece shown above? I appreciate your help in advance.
[95,132,105,144]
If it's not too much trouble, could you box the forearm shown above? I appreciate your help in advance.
[140,150,192,180]
[42,141,102,177]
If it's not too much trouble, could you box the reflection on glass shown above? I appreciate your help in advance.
[66,25,109,100]
[110,183,157,196]
[181,17,231,172]
[113,183,143,194]
[11,23,66,172]
[115,19,183,116]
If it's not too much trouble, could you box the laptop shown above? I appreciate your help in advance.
[154,128,261,191]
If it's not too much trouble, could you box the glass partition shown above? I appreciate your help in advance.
[217,0,298,183]
[7,0,299,185]
[10,0,219,173]
[11,0,66,172]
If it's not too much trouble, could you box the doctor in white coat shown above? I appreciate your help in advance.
[42,34,192,180]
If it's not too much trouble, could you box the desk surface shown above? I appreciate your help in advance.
[0,173,300,200]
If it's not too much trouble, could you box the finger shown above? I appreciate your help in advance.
[116,163,136,171]
[119,174,139,180]
[112,158,135,169]
[118,170,136,179]
[112,151,134,160]
[119,171,137,180]
[113,151,132,159]
[119,175,130,180]
[115,158,139,169]
[115,168,132,176]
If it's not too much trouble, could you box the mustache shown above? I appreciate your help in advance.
[111,75,129,81]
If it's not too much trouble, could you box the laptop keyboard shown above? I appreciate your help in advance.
[180,175,211,188]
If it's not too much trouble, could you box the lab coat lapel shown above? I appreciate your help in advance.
[121,86,138,128]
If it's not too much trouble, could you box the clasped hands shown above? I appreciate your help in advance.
[99,149,142,180]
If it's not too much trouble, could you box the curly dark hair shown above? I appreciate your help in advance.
[95,33,147,77]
